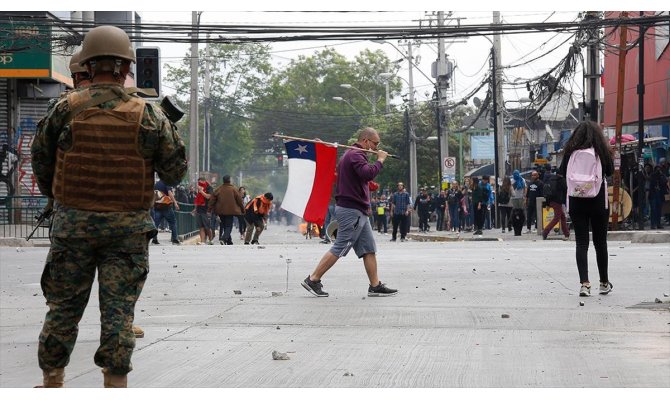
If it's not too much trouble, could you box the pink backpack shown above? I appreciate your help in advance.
[565,147,607,211]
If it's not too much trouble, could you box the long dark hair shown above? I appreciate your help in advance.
[563,121,612,167]
[501,176,512,193]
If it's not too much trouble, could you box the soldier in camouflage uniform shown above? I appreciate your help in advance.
[31,25,187,388]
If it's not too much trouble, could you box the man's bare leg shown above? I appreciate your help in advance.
[309,251,339,281]
[362,253,380,287]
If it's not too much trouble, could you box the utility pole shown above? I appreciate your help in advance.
[492,11,504,228]
[189,11,200,183]
[437,11,448,168]
[584,11,601,123]
[612,12,629,230]
[407,40,418,218]
[637,11,647,230]
[203,37,211,173]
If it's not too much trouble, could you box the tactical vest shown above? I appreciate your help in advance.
[52,89,154,212]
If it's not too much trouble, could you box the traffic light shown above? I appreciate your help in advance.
[135,47,160,97]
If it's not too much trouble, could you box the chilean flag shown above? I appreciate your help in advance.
[281,140,337,226]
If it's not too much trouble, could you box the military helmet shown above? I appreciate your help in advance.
[69,51,87,74]
[79,25,136,65]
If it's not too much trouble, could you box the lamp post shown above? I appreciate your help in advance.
[377,72,393,114]
[476,12,503,228]
[332,96,362,114]
[339,83,376,114]
[373,39,428,208]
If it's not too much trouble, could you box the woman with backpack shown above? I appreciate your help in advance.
[498,177,513,232]
[559,121,614,297]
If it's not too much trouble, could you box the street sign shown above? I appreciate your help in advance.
[443,157,456,176]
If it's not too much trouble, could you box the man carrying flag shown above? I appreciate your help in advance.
[300,127,398,297]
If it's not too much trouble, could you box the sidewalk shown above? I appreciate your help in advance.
[407,225,670,243]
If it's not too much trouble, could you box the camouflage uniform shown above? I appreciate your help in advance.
[31,83,187,375]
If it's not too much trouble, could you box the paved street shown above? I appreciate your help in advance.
[1,223,669,388]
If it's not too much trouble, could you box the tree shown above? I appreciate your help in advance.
[164,42,274,180]
[250,48,401,146]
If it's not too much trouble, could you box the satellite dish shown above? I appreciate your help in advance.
[473,97,482,109]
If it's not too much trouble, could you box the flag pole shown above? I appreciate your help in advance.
[272,133,400,159]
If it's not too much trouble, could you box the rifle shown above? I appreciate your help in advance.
[26,198,53,241]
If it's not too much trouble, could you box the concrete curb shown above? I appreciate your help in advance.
[0,237,35,247]
[408,229,670,243]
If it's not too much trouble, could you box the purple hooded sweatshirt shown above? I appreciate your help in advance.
[335,143,383,214]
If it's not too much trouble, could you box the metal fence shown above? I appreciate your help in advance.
[0,196,199,241]
[173,202,199,240]
[0,196,50,239]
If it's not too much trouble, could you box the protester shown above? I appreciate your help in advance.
[498,177,513,233]
[152,179,181,245]
[375,194,389,234]
[525,170,543,233]
[541,170,569,240]
[244,192,273,244]
[209,175,244,245]
[194,176,214,245]
[390,182,412,242]
[649,165,668,229]
[237,186,251,240]
[415,188,432,233]
[301,127,397,297]
[559,121,614,297]
[471,177,486,235]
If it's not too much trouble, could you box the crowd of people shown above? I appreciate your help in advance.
[151,175,281,246]
[365,172,535,239]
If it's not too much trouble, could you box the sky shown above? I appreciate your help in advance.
[141,9,583,108]
[16,0,668,110]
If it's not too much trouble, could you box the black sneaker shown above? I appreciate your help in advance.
[151,238,159,245]
[368,282,398,297]
[251,240,259,245]
[301,276,329,297]
[171,240,181,245]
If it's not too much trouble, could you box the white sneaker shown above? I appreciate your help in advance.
[579,284,591,297]
[599,282,613,295]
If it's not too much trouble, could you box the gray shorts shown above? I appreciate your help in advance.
[330,206,377,258]
[196,212,211,229]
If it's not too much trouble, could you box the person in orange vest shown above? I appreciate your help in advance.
[243,192,273,244]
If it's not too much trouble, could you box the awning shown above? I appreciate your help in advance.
[464,163,494,178]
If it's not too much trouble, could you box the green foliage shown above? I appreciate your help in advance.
[163,42,476,198]
[164,43,274,179]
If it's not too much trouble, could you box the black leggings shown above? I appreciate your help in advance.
[569,205,609,284]
[499,206,512,229]
[474,204,485,231]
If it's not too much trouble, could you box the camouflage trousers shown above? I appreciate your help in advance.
[38,232,150,375]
